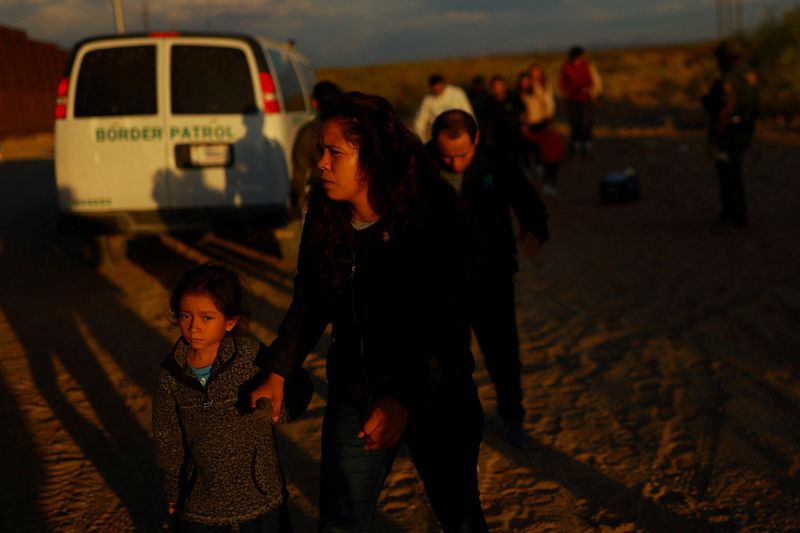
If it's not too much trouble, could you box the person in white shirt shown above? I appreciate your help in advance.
[521,63,556,131]
[413,74,474,143]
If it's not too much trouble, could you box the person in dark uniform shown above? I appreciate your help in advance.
[702,39,758,226]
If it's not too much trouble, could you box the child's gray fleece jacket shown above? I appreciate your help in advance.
[153,333,284,525]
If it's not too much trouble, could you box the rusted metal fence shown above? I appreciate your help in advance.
[0,26,68,137]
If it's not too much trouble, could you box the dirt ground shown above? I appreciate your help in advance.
[1,129,798,532]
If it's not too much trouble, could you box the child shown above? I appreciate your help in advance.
[153,263,307,532]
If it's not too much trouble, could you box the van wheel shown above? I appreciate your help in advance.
[78,234,128,268]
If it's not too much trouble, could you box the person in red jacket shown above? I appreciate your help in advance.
[559,45,599,155]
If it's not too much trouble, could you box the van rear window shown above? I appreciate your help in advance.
[171,45,257,114]
[74,45,157,117]
[267,49,306,112]
[293,58,317,101]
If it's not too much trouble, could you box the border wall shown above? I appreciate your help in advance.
[0,26,68,138]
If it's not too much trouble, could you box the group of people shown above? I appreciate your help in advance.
[154,86,548,532]
[412,46,603,197]
[407,39,758,225]
[151,37,759,533]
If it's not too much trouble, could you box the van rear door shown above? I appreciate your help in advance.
[56,39,166,213]
[263,46,314,165]
[163,37,288,211]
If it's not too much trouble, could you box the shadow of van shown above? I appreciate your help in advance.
[57,113,296,268]
[56,187,128,268]
[148,112,298,261]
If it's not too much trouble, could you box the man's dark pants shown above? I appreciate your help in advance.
[472,274,525,424]
[716,151,747,225]
[565,100,591,152]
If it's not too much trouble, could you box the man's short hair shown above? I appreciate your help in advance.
[568,45,585,60]
[714,39,750,69]
[312,81,342,114]
[428,74,445,87]
[432,109,478,143]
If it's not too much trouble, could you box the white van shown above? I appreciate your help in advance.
[54,32,316,254]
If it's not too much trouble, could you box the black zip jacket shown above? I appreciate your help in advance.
[265,183,483,415]
[429,142,550,275]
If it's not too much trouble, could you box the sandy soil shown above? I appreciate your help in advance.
[0,130,798,532]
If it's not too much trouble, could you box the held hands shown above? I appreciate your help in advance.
[249,373,285,422]
[519,232,541,258]
[358,396,408,451]
[166,501,181,532]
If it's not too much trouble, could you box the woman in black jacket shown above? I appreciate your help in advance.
[251,92,488,532]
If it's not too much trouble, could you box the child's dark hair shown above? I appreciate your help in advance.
[170,263,249,329]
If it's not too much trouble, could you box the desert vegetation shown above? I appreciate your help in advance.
[318,6,800,130]
[318,42,718,129]
[751,5,800,120]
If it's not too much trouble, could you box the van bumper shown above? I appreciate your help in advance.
[57,206,289,235]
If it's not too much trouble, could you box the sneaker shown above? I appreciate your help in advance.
[507,422,532,449]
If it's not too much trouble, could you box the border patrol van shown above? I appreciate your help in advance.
[54,32,316,261]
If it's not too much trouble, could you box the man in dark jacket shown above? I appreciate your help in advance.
[428,109,549,449]
[290,80,342,212]
[482,75,526,168]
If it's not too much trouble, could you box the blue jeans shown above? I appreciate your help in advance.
[318,394,400,532]
[319,387,487,533]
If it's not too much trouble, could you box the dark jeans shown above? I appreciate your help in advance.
[179,505,286,532]
[565,100,593,152]
[319,387,487,533]
[472,274,524,424]
[716,151,747,225]
[542,162,559,187]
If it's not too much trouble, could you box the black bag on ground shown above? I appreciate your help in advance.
[600,168,639,203]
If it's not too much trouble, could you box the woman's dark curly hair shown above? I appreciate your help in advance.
[304,91,446,293]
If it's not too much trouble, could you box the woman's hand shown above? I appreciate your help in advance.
[249,373,285,422]
[359,396,408,450]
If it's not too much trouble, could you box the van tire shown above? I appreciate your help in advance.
[77,234,127,268]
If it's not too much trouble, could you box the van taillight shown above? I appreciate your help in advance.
[259,72,280,113]
[54,77,69,119]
